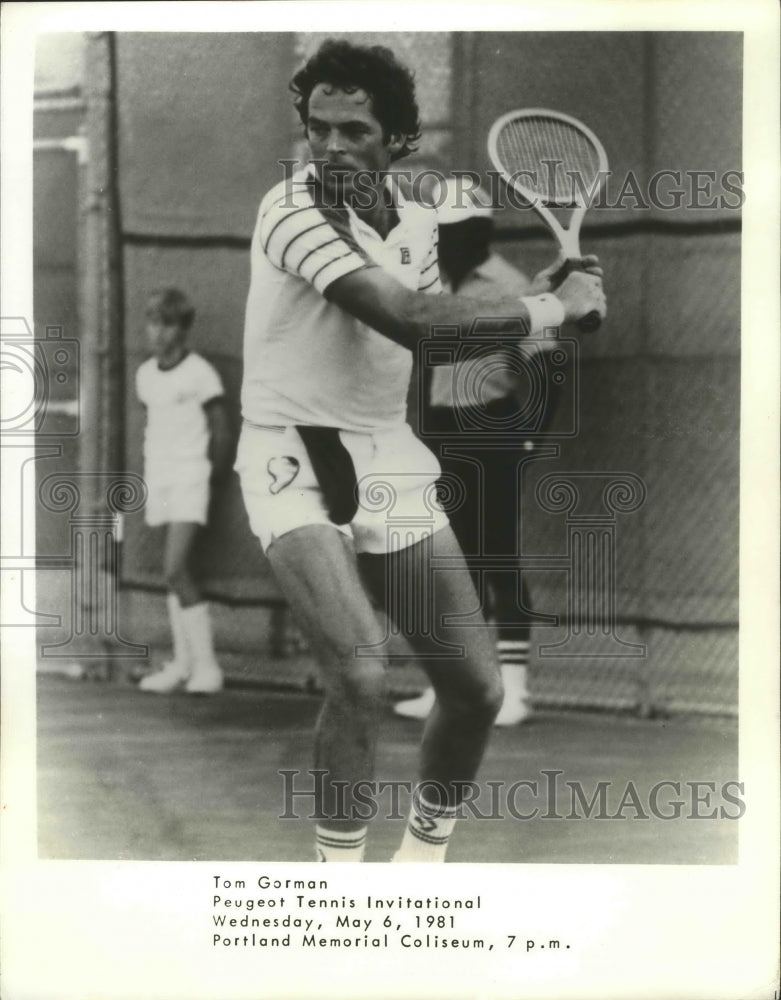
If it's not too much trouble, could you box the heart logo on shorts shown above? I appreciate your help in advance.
[267,456,300,494]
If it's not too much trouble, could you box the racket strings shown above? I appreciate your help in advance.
[495,117,603,206]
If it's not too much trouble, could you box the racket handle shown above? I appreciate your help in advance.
[553,258,602,332]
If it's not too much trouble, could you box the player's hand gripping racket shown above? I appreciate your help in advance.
[487,108,608,331]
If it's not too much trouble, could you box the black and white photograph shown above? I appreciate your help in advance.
[2,2,779,999]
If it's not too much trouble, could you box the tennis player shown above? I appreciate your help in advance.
[137,287,232,695]
[237,39,605,861]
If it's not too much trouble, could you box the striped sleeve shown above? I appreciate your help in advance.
[258,187,370,296]
[417,222,442,295]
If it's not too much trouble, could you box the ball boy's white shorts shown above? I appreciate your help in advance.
[144,460,211,527]
[236,422,448,554]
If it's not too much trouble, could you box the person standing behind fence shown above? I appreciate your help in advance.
[396,185,564,725]
[136,287,232,694]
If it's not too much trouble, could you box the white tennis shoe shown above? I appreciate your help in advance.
[139,660,189,693]
[185,664,224,695]
[493,698,532,727]
[393,688,435,720]
[394,685,532,726]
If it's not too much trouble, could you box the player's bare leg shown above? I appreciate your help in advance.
[360,525,503,860]
[265,524,389,861]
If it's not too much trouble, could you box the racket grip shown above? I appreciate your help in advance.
[554,259,602,332]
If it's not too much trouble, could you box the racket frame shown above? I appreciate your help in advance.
[486,107,609,258]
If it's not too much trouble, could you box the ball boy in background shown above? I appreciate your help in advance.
[136,287,232,694]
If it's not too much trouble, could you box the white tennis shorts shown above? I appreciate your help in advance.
[236,422,448,554]
[144,460,211,527]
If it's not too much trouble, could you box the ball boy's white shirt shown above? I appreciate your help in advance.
[241,166,442,433]
[136,352,223,481]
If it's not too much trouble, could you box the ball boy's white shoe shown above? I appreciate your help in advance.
[139,660,188,693]
[185,665,224,695]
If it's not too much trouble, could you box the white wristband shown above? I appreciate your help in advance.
[519,294,565,336]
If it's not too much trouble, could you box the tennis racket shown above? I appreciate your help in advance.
[487,108,608,331]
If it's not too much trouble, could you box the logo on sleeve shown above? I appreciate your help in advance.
[267,456,300,494]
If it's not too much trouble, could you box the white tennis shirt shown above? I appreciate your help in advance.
[136,352,223,470]
[242,166,441,432]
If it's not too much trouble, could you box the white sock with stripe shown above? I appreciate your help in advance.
[393,793,458,863]
[315,825,367,862]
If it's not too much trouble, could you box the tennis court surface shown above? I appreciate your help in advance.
[37,674,739,865]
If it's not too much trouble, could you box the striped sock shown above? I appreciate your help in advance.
[315,825,367,862]
[393,793,458,863]
[495,639,532,725]
[497,640,531,704]
[497,639,530,688]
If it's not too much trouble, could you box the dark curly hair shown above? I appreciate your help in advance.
[290,40,422,161]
